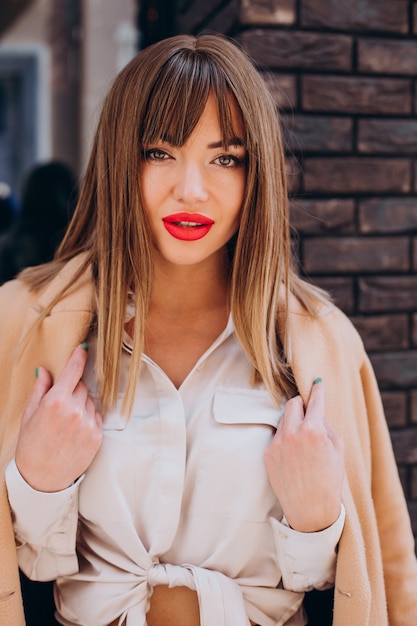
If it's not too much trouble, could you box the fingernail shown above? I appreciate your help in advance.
[35,367,39,378]
[81,341,88,351]
[313,377,322,385]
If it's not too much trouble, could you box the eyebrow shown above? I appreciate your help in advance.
[207,137,245,149]
[153,135,246,149]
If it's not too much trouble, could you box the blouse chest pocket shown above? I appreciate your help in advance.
[210,387,284,464]
[188,387,284,522]
[213,387,284,429]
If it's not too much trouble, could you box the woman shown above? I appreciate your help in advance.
[0,33,416,626]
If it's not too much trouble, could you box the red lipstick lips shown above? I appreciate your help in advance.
[162,212,214,241]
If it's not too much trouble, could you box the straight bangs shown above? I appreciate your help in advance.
[140,50,240,150]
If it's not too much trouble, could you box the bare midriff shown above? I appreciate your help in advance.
[108,584,257,625]
[147,586,201,626]
[107,585,200,626]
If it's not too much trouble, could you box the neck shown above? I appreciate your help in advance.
[150,253,231,317]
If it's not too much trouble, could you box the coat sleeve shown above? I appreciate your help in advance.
[0,280,35,624]
[0,279,35,470]
[0,480,25,625]
[0,261,94,623]
[360,352,417,624]
[5,459,81,582]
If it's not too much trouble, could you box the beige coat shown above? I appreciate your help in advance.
[0,255,416,625]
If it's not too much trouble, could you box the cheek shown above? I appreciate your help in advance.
[227,205,243,238]
[232,179,246,218]
[236,171,246,203]
[140,173,158,219]
[232,212,242,235]
[229,183,245,233]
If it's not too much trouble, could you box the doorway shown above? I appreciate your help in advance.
[0,50,40,198]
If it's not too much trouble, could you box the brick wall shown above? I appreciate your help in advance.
[235,0,417,536]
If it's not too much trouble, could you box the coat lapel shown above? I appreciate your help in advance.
[284,297,384,625]
[1,257,95,467]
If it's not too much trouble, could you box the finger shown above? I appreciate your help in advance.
[304,377,325,423]
[85,395,98,417]
[54,344,89,393]
[95,410,103,428]
[280,395,305,432]
[21,367,53,426]
[72,380,89,405]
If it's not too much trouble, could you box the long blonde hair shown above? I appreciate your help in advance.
[20,33,329,413]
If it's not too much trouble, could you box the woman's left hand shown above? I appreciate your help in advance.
[264,379,345,533]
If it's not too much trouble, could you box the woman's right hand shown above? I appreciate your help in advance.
[15,344,103,492]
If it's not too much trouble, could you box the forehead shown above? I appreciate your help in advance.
[187,93,244,140]
[141,78,245,147]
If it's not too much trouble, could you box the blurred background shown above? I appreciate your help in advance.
[1,0,417,542]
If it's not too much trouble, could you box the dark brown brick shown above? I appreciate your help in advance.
[358,38,417,75]
[370,351,417,390]
[291,240,301,274]
[263,73,297,110]
[238,30,352,71]
[412,239,417,272]
[240,0,296,25]
[282,114,353,152]
[290,199,355,234]
[303,237,409,274]
[398,466,408,498]
[411,390,417,424]
[351,315,409,351]
[312,277,354,313]
[301,0,408,34]
[412,314,417,348]
[381,391,408,428]
[358,119,417,154]
[359,198,417,233]
[304,158,411,194]
[411,466,417,498]
[408,501,417,536]
[176,0,238,33]
[286,156,302,195]
[359,277,417,312]
[390,427,417,463]
[302,76,412,115]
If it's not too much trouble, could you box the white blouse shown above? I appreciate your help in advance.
[6,317,345,626]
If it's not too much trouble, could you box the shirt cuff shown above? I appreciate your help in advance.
[270,503,346,592]
[5,457,82,549]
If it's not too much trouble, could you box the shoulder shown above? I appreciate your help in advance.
[287,290,366,366]
[0,277,35,318]
[35,253,94,313]
[0,253,93,325]
[284,290,371,405]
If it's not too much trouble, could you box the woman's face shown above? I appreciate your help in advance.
[140,93,246,271]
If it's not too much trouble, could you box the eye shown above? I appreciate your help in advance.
[214,154,245,167]
[144,148,171,161]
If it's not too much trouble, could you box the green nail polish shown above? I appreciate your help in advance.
[35,367,39,378]
[313,377,322,385]
[81,341,88,351]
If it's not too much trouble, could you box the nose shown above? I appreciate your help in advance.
[173,161,209,204]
